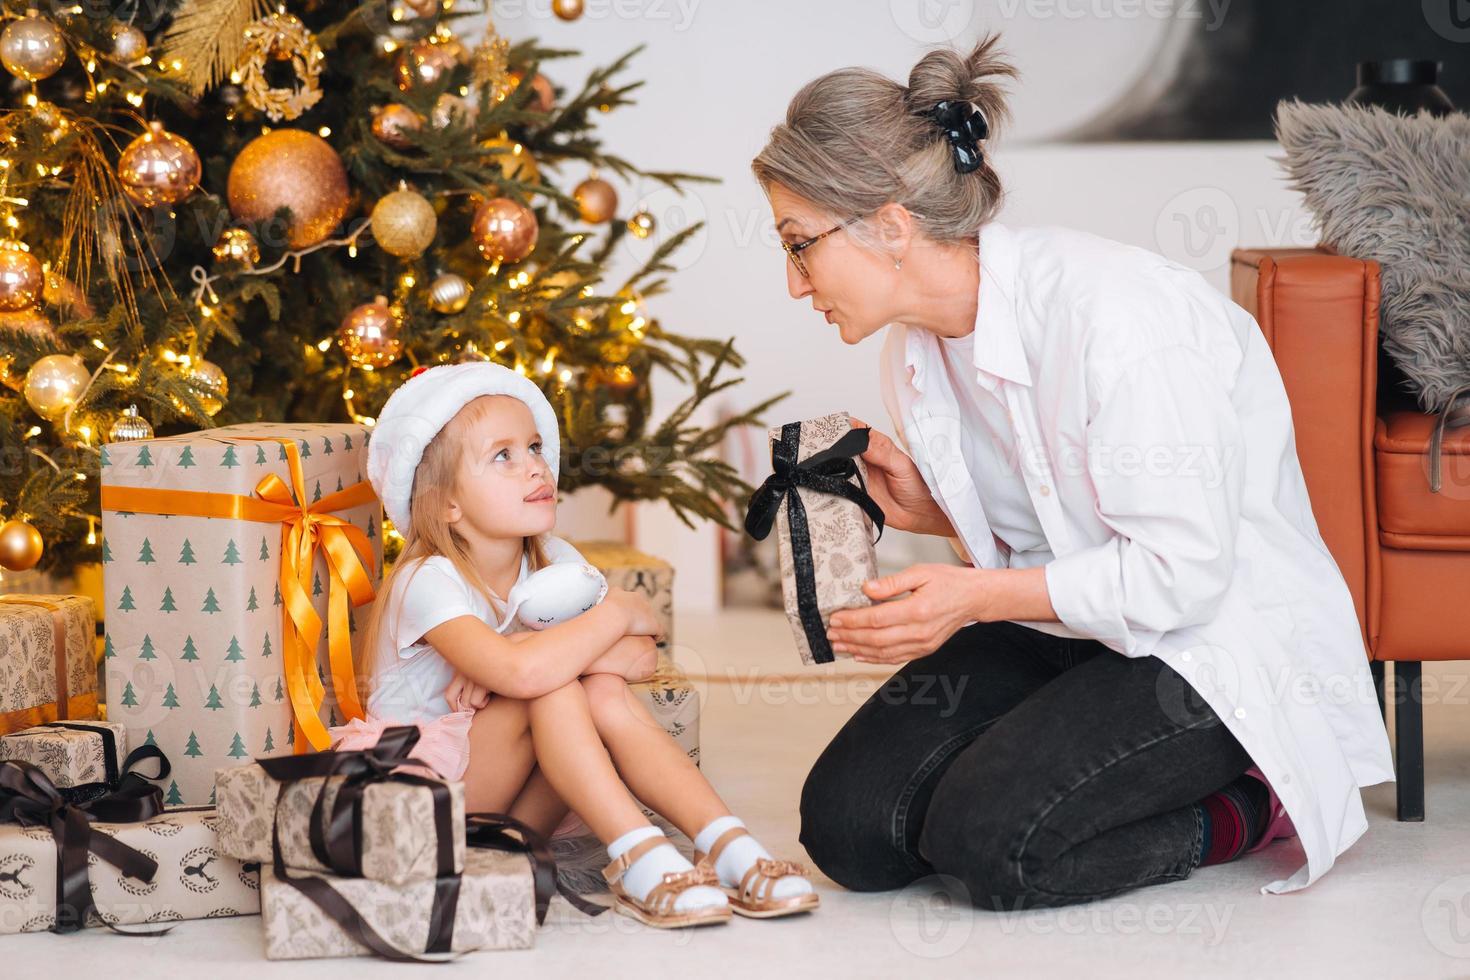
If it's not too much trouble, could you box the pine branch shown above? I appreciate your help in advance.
[159,0,274,96]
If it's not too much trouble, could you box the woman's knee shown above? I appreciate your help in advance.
[798,742,926,892]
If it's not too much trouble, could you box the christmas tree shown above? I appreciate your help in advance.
[0,0,783,576]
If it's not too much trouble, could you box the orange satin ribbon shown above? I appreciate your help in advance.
[100,436,378,753]
[0,595,97,734]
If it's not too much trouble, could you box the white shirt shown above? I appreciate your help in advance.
[878,221,1395,896]
[367,534,587,724]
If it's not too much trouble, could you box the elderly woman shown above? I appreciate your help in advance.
[750,34,1393,910]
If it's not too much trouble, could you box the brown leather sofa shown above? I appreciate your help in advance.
[1231,247,1470,822]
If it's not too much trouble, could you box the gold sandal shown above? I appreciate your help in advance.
[602,835,732,929]
[694,827,821,919]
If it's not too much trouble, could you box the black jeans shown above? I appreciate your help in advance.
[799,620,1254,910]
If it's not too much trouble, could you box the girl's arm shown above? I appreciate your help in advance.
[422,590,657,699]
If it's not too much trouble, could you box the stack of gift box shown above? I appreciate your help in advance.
[0,420,700,953]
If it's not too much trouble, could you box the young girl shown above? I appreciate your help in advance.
[328,362,818,929]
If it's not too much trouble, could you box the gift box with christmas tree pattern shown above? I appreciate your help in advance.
[99,423,382,805]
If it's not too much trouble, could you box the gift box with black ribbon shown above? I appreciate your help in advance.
[0,752,258,935]
[0,720,128,790]
[745,413,886,665]
[213,730,466,885]
[251,726,605,961]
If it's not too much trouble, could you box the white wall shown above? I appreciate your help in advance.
[480,1,1319,610]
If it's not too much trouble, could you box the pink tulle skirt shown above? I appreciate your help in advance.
[327,710,475,782]
[326,709,593,841]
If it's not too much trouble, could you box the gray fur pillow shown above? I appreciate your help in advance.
[1273,99,1470,414]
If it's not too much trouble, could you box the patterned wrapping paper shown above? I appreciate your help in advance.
[0,805,259,934]
[0,594,97,734]
[0,720,127,787]
[260,846,536,960]
[631,669,699,766]
[573,541,675,665]
[764,414,881,665]
[99,423,383,806]
[214,763,466,884]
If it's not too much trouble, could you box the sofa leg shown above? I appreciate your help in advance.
[1370,660,1385,720]
[1393,661,1424,822]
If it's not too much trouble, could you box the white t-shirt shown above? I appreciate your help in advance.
[366,535,587,725]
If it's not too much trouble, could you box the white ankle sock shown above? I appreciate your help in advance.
[693,815,813,901]
[607,826,727,913]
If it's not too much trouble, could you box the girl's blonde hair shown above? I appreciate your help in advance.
[354,395,552,695]
[750,33,1018,254]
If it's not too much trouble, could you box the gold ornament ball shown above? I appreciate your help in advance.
[372,103,424,148]
[108,404,153,442]
[370,185,437,258]
[428,273,471,314]
[574,177,618,224]
[431,92,477,130]
[111,24,148,64]
[395,36,458,92]
[117,121,201,208]
[227,129,350,249]
[42,270,92,318]
[0,519,43,572]
[213,228,261,267]
[22,353,88,421]
[0,241,44,312]
[184,358,228,416]
[626,209,656,239]
[481,136,538,183]
[338,295,404,369]
[509,70,555,113]
[471,197,538,263]
[0,11,66,82]
[552,0,585,21]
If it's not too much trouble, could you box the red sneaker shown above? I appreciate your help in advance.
[1243,765,1297,853]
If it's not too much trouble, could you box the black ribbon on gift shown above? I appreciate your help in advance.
[745,423,886,664]
[259,726,602,964]
[0,757,170,935]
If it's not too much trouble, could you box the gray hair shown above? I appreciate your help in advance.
[751,33,1018,254]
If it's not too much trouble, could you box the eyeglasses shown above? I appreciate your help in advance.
[781,216,861,279]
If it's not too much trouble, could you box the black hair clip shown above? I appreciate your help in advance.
[929,100,989,174]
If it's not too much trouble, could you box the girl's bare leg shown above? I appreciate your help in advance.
[506,766,572,839]
[461,695,537,814]
[579,673,730,840]
[528,680,652,843]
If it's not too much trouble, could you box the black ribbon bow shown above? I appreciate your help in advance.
[0,756,169,934]
[745,423,886,664]
[259,726,603,964]
[929,100,990,174]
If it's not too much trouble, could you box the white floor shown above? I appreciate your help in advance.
[10,608,1470,977]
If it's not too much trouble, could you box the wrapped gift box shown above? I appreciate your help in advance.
[572,541,675,665]
[99,423,383,805]
[756,413,884,665]
[0,720,127,788]
[214,763,465,884]
[0,594,97,734]
[631,667,700,767]
[0,805,259,934]
[261,847,536,960]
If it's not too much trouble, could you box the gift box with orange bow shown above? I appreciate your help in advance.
[99,423,382,805]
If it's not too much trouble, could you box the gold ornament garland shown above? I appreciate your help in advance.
[236,12,324,122]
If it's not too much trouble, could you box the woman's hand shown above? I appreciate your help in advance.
[583,634,659,681]
[826,564,984,664]
[849,416,955,538]
[603,588,664,638]
[444,670,491,711]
